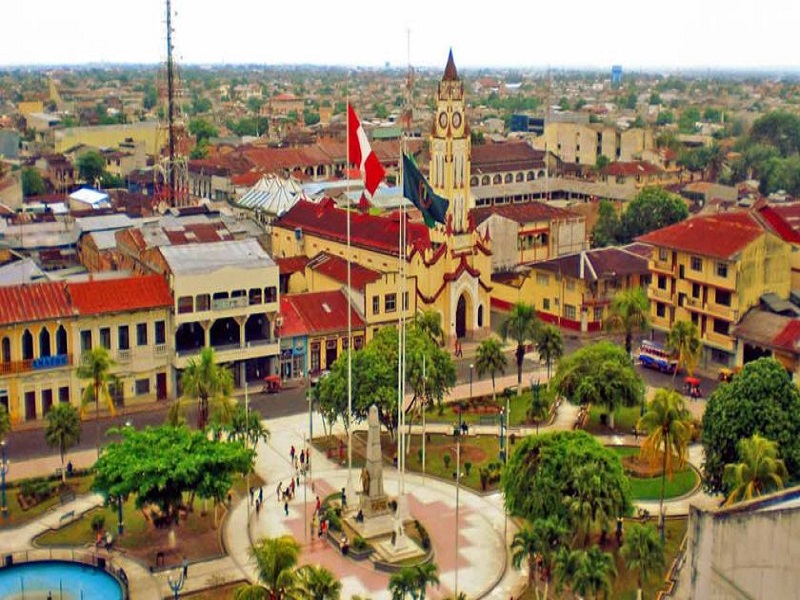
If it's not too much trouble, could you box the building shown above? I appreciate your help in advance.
[534,122,654,167]
[161,238,280,388]
[733,309,800,379]
[53,122,163,156]
[638,212,792,369]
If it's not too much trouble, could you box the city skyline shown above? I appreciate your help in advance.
[2,0,798,72]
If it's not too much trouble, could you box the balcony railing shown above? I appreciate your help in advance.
[650,287,673,302]
[652,259,674,273]
[684,296,703,310]
[212,296,249,311]
[704,302,738,322]
[117,349,131,363]
[154,343,168,357]
[0,353,72,375]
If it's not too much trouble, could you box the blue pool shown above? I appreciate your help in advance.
[0,560,124,599]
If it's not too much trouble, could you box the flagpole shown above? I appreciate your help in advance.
[346,99,353,506]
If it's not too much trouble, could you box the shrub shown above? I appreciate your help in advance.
[417,448,423,463]
[325,507,341,532]
[464,461,472,476]
[91,513,106,533]
[353,535,368,551]
[443,453,451,469]
[479,468,489,491]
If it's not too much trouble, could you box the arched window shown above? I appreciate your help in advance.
[22,330,34,360]
[515,172,524,182]
[527,171,535,181]
[493,174,502,184]
[470,176,479,186]
[477,305,484,328]
[1,337,10,363]
[56,325,68,356]
[482,175,490,186]
[39,327,52,357]
[505,173,513,183]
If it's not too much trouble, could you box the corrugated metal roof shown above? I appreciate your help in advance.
[0,281,72,325]
[160,238,275,275]
[283,290,364,336]
[68,274,172,315]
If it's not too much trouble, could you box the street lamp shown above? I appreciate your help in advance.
[167,567,186,600]
[1,440,8,519]
[469,363,474,404]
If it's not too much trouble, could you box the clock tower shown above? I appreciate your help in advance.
[430,49,472,234]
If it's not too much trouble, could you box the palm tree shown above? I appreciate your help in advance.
[511,527,540,590]
[412,563,439,600]
[723,434,789,506]
[76,346,116,457]
[235,535,300,600]
[227,404,271,447]
[553,547,583,598]
[294,564,342,600]
[414,310,444,346]
[535,324,563,383]
[44,403,81,484]
[389,567,419,600]
[621,523,664,600]
[475,336,507,402]
[638,388,692,540]
[500,302,539,393]
[512,518,568,599]
[605,287,649,356]
[177,347,234,431]
[572,546,617,599]
[666,320,701,384]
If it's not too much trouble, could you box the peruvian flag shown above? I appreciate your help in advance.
[348,103,386,196]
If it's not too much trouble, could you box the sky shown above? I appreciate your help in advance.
[2,0,797,71]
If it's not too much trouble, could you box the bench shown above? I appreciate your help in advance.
[59,510,75,523]
[60,489,76,505]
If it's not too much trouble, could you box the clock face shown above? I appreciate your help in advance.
[452,111,462,129]
[438,111,448,129]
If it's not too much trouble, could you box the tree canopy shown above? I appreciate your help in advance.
[591,200,621,247]
[22,167,46,196]
[76,150,106,185]
[701,357,800,494]
[501,430,631,533]
[618,187,689,243]
[93,425,254,522]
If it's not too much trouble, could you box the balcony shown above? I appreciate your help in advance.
[651,259,675,274]
[117,349,131,364]
[0,353,72,376]
[704,302,738,322]
[684,296,703,310]
[704,329,735,352]
[212,297,249,311]
[154,343,168,357]
[650,287,674,303]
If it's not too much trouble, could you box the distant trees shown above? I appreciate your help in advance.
[21,167,46,196]
[76,151,106,185]
[591,200,621,247]
[617,187,688,244]
[475,336,507,402]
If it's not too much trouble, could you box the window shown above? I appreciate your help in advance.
[155,321,166,345]
[265,286,277,303]
[178,296,193,313]
[564,304,577,320]
[403,291,409,311]
[536,273,549,286]
[1,337,9,363]
[80,330,92,353]
[713,319,730,336]
[249,288,263,305]
[372,296,380,315]
[716,262,728,278]
[715,289,732,307]
[692,283,701,299]
[711,348,730,364]
[658,248,668,261]
[342,337,349,350]
[56,325,67,355]
[691,312,699,325]
[593,307,603,321]
[22,330,34,360]
[656,302,666,318]
[99,328,111,350]
[543,298,550,310]
[137,323,148,346]
[195,294,210,311]
[354,336,364,350]
[135,378,151,395]
[231,289,246,299]
[59,386,70,403]
[118,325,130,351]
[690,256,703,272]
[385,293,397,313]
[39,328,51,357]
[657,275,667,290]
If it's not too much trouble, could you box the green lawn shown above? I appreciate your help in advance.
[423,385,556,428]
[608,446,699,501]
[0,475,94,529]
[586,404,644,433]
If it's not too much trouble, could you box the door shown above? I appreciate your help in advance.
[156,372,167,401]
[456,294,467,339]
[25,391,36,421]
[42,389,53,415]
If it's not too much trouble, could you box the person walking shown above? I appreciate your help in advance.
[290,445,296,463]
[284,499,289,516]
[249,486,255,505]
[276,481,283,501]
[315,495,321,515]
[258,486,263,504]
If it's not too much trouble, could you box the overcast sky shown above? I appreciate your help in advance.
[2,0,796,71]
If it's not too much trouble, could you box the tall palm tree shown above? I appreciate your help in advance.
[554,547,583,598]
[414,310,444,346]
[412,563,439,600]
[666,320,701,384]
[177,347,234,431]
[500,302,539,393]
[475,336,507,402]
[294,564,342,600]
[621,523,665,600]
[76,346,116,457]
[44,403,81,484]
[638,388,692,541]
[535,324,563,383]
[605,287,649,356]
[512,518,568,600]
[572,546,617,600]
[389,567,419,600]
[227,404,271,447]
[235,535,300,600]
[723,434,789,506]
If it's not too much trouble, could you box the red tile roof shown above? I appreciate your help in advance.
[772,320,800,354]
[67,275,172,315]
[278,297,308,338]
[275,199,431,256]
[756,203,800,244]
[471,201,578,227]
[276,256,309,275]
[307,252,382,290]
[636,212,766,259]
[0,281,72,326]
[471,141,546,174]
[601,161,663,177]
[282,290,364,336]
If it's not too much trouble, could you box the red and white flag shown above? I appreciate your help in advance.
[347,103,385,196]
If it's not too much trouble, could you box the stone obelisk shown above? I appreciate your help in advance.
[360,404,389,517]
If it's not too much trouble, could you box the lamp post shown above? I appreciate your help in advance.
[117,494,124,535]
[167,567,186,600]
[454,399,462,600]
[1,440,8,519]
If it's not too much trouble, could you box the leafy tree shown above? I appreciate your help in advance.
[190,140,209,160]
[21,167,46,196]
[666,320,701,384]
[189,118,218,144]
[621,523,664,600]
[174,347,234,431]
[44,403,81,484]
[414,310,444,346]
[294,564,342,600]
[246,97,263,115]
[535,324,563,382]
[0,404,9,442]
[411,563,439,600]
[304,110,321,126]
[723,434,788,506]
[748,111,800,157]
[500,302,539,393]
[502,430,631,536]
[475,336,507,402]
[372,103,389,119]
[553,341,644,429]
[571,546,617,600]
[591,200,620,248]
[93,425,254,525]
[191,96,213,115]
[76,150,106,185]
[619,187,688,243]
[656,111,673,126]
[76,346,116,457]
[605,287,649,356]
[594,154,611,172]
[702,358,800,494]
[143,83,158,110]
[512,517,568,599]
[99,172,124,189]
[638,389,692,538]
[677,107,701,133]
[389,567,418,600]
[235,536,300,600]
[223,404,270,447]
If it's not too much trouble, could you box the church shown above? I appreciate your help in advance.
[271,51,493,344]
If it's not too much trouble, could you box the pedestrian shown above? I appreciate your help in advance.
[322,518,328,537]
[249,486,255,505]
[315,495,321,514]
[290,478,296,495]
[256,499,261,515]
[258,486,263,504]
[284,500,289,516]
[182,556,188,578]
[290,445,296,463]
[341,487,347,509]
[276,481,283,501]
[296,469,301,487]
[227,491,232,507]
[300,449,305,466]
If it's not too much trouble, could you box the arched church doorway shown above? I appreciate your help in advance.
[456,294,467,339]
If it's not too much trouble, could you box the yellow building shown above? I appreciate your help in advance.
[638,212,792,368]
[534,122,654,166]
[54,122,164,156]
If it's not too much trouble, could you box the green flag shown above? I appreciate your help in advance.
[402,153,449,228]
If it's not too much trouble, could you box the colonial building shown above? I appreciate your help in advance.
[534,122,654,167]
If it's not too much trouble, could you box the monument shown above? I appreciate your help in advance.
[359,405,390,518]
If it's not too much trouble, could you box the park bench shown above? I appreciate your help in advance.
[59,510,75,523]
